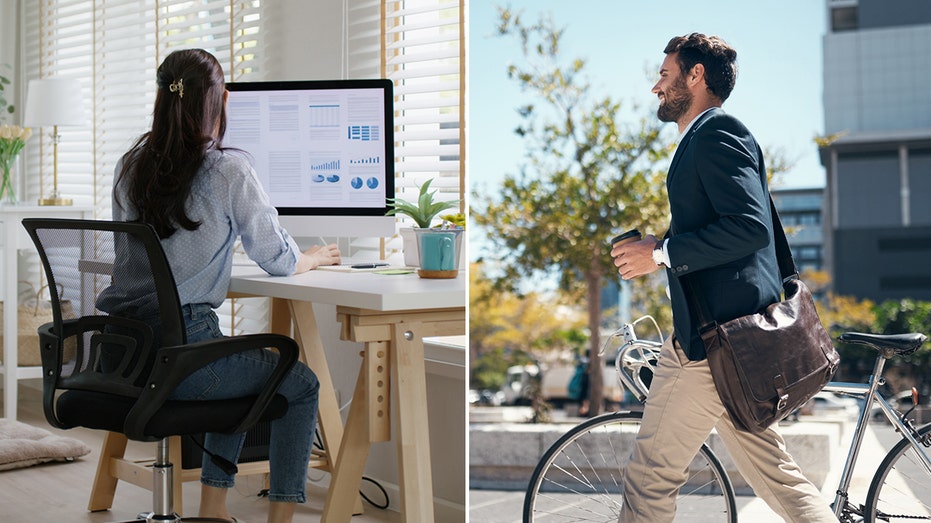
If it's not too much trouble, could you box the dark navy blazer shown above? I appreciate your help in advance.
[664,107,782,360]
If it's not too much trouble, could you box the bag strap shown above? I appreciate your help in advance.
[684,195,799,331]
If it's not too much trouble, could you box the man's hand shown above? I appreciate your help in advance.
[612,234,662,280]
[296,243,342,273]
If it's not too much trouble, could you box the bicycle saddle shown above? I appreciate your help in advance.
[838,332,927,356]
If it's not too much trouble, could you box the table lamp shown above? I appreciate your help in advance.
[24,78,87,206]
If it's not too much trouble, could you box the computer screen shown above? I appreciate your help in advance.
[224,79,396,237]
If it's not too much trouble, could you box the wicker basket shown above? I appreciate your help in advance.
[0,283,75,366]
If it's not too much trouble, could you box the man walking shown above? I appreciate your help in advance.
[611,33,836,522]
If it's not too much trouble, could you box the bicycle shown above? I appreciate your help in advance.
[522,316,931,522]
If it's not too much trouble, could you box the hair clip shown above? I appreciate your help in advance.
[169,78,184,98]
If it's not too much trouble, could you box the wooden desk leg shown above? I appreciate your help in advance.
[269,296,291,337]
[88,431,127,511]
[391,321,435,522]
[286,299,363,516]
[322,356,374,521]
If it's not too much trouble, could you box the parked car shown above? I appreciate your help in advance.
[501,362,625,408]
[469,388,505,406]
[802,391,859,418]
[871,389,921,421]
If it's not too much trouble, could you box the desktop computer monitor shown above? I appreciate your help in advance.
[224,78,396,238]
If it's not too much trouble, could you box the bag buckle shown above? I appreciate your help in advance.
[776,394,789,412]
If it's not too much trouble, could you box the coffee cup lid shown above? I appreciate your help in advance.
[609,229,641,245]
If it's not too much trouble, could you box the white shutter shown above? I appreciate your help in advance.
[93,0,158,219]
[154,1,266,335]
[24,0,96,210]
[382,0,465,263]
[22,0,466,331]
[25,0,266,336]
[156,0,264,82]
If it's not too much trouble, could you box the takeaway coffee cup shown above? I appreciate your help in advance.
[609,229,642,249]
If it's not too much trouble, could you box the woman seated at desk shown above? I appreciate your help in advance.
[96,48,340,523]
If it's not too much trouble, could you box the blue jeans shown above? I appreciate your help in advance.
[168,304,319,503]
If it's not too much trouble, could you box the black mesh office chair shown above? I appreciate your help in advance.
[22,218,299,523]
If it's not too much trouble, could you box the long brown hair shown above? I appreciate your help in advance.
[115,49,228,238]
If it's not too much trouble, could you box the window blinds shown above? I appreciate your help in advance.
[23,0,465,332]
[382,0,465,261]
[24,0,264,216]
[24,0,265,335]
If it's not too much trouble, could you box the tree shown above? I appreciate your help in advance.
[469,261,587,391]
[872,299,931,396]
[471,9,673,415]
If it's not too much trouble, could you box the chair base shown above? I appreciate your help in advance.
[101,440,236,523]
[99,514,232,523]
[140,514,234,523]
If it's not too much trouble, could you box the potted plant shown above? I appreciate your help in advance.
[387,178,463,273]
[387,178,460,228]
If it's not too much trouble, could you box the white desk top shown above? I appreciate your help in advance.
[229,265,465,311]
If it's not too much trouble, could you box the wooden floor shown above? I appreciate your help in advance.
[0,380,400,523]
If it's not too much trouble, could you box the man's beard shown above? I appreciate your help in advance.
[656,76,692,123]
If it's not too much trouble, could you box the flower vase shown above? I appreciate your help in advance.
[0,163,15,205]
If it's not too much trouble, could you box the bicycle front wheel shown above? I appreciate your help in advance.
[522,411,737,522]
[864,422,931,521]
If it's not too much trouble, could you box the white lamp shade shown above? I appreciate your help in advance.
[24,78,87,127]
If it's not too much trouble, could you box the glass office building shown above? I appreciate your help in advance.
[819,0,931,300]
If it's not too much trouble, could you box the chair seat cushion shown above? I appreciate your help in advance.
[56,390,288,439]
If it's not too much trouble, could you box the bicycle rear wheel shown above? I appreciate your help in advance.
[864,422,931,521]
[522,411,737,522]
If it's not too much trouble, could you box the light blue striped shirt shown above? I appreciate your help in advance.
[109,148,300,308]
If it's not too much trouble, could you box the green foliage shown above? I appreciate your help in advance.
[469,261,587,390]
[873,299,931,335]
[810,276,931,389]
[0,64,14,124]
[471,8,675,416]
[871,299,931,393]
[473,8,672,297]
[387,178,460,229]
[471,347,518,390]
[472,8,807,415]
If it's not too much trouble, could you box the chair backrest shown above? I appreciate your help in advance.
[21,219,186,427]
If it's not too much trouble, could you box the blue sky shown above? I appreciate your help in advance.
[468,0,828,199]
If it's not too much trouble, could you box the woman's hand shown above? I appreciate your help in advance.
[295,244,341,273]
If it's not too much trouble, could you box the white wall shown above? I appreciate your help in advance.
[264,1,344,80]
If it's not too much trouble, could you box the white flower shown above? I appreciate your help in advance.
[0,125,31,143]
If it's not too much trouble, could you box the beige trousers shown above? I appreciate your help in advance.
[618,336,837,522]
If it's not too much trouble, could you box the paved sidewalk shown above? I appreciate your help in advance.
[468,489,787,522]
[469,415,896,522]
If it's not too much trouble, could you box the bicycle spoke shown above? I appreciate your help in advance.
[867,425,931,521]
[524,412,736,522]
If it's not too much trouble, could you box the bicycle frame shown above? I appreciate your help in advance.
[826,352,931,518]
[602,315,663,404]
[609,316,931,521]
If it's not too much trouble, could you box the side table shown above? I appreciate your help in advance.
[0,205,93,419]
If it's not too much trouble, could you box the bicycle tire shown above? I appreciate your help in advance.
[864,422,931,521]
[522,411,737,522]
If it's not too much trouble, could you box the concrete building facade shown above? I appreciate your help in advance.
[820,0,931,301]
